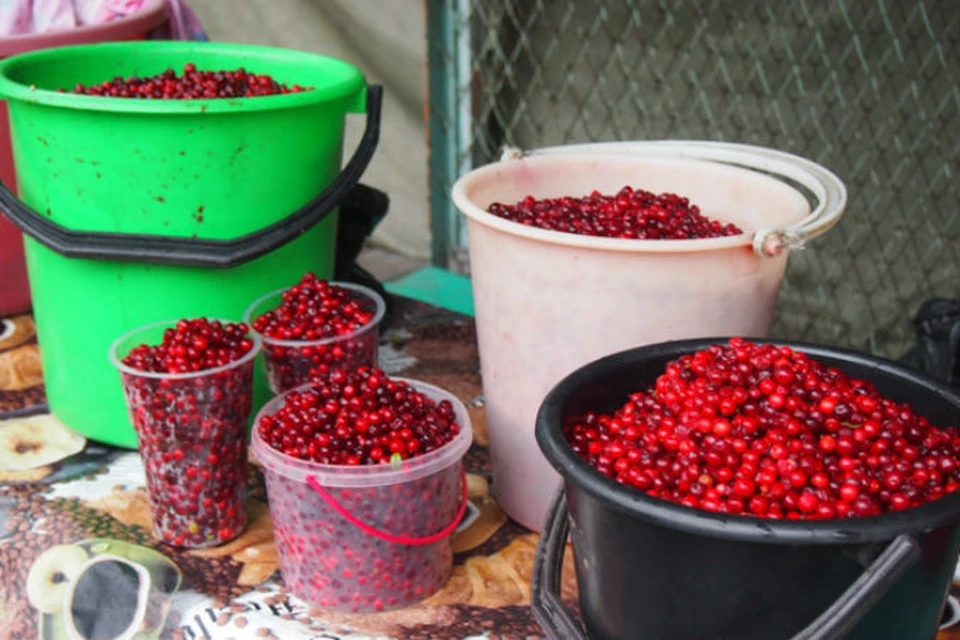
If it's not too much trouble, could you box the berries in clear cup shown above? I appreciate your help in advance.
[66,63,310,99]
[111,318,260,548]
[246,274,385,394]
[487,187,743,239]
[252,367,471,612]
[564,338,960,520]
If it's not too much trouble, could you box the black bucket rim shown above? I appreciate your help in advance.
[535,336,960,545]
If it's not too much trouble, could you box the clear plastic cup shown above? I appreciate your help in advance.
[251,378,472,612]
[244,281,386,394]
[109,319,261,549]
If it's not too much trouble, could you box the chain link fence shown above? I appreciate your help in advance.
[427,0,959,358]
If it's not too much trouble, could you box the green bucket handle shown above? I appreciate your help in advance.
[0,84,383,269]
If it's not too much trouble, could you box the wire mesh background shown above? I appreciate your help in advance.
[427,0,959,358]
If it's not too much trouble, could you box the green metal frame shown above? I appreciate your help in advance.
[426,0,472,270]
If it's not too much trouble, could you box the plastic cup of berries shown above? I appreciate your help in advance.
[251,367,473,612]
[244,275,386,394]
[109,318,261,549]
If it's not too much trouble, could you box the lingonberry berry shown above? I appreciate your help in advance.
[118,318,257,548]
[257,366,459,465]
[249,274,383,393]
[487,187,742,239]
[256,369,466,611]
[564,338,960,520]
[67,63,310,99]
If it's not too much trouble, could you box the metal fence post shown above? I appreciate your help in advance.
[426,0,473,270]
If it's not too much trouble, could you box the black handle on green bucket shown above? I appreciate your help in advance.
[531,489,922,640]
[0,85,383,269]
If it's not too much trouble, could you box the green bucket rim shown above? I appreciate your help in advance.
[0,40,367,115]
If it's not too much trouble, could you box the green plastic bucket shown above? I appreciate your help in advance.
[0,41,382,449]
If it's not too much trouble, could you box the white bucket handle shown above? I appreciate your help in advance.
[500,141,847,259]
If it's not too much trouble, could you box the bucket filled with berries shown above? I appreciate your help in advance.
[109,318,260,549]
[451,139,848,532]
[533,337,960,640]
[0,41,382,450]
[245,274,386,394]
[251,367,472,612]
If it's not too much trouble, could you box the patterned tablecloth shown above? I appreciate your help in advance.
[0,297,956,640]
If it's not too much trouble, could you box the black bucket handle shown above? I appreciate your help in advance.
[0,84,383,269]
[532,489,921,640]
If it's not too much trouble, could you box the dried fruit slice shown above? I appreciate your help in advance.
[0,414,86,471]
[26,544,90,613]
[0,343,43,391]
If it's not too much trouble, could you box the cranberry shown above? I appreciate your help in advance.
[486,187,742,239]
[257,366,460,465]
[564,338,960,520]
[262,461,461,612]
[249,274,382,393]
[66,63,310,99]
[255,369,467,611]
[117,318,257,548]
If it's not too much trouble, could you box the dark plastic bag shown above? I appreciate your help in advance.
[333,183,396,330]
[899,298,960,389]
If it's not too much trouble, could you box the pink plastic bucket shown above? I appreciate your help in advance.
[451,140,847,531]
[251,378,473,612]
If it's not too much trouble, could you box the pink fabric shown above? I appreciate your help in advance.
[32,0,78,32]
[0,1,36,36]
[0,0,205,37]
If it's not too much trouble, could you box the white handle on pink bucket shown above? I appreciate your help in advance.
[500,141,847,259]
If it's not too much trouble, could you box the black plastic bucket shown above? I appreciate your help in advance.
[533,338,960,640]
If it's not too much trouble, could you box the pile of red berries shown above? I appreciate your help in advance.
[487,187,743,239]
[257,366,461,465]
[120,318,256,548]
[252,274,381,393]
[68,63,309,99]
[122,318,253,374]
[565,338,960,520]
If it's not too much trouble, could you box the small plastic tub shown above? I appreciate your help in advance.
[244,281,386,394]
[109,319,261,549]
[251,378,472,612]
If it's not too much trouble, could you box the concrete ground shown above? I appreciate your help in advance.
[356,246,426,283]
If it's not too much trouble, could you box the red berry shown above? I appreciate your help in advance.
[259,368,464,611]
[486,187,742,240]
[252,273,381,393]
[120,318,255,547]
[564,338,960,521]
[67,64,310,99]
[258,366,460,465]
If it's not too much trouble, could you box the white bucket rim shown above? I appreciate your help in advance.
[452,140,847,259]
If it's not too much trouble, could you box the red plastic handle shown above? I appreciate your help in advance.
[306,467,469,546]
